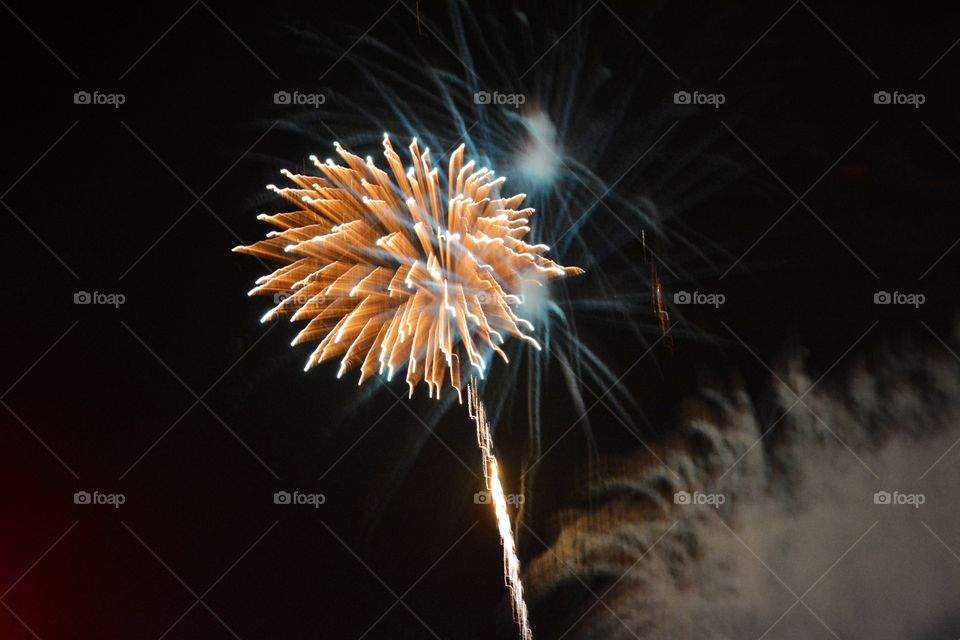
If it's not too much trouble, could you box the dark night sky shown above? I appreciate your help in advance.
[1,2,959,638]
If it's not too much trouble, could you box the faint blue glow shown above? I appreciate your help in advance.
[515,111,561,187]
[517,272,551,324]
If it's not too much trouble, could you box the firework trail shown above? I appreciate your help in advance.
[236,134,582,638]
[469,379,531,640]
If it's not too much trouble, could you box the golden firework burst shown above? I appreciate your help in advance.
[235,134,582,401]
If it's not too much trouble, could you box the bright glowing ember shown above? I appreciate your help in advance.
[235,134,583,401]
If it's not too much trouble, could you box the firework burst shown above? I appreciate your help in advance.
[237,134,583,639]
[235,134,582,401]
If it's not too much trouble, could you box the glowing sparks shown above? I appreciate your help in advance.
[237,134,583,640]
[235,134,582,401]
[469,380,532,640]
[643,230,673,350]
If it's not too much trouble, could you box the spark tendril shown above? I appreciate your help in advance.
[236,134,582,638]
[469,379,532,640]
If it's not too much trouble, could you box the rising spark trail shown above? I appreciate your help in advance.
[469,379,532,640]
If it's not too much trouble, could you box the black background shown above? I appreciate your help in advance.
[2,1,958,638]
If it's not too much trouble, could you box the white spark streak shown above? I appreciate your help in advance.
[469,379,533,640]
